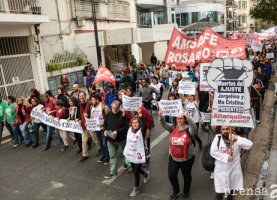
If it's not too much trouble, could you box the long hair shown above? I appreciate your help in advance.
[257,66,266,78]
[31,88,41,96]
[7,96,16,103]
[16,96,29,106]
[68,96,79,106]
[129,116,143,129]
[30,97,41,105]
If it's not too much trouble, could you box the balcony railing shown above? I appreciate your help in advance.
[239,23,248,27]
[0,0,44,15]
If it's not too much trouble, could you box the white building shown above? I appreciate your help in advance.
[226,0,238,38]
[238,0,255,33]
[0,0,49,99]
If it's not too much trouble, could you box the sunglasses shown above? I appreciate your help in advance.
[141,81,146,83]
[169,95,175,97]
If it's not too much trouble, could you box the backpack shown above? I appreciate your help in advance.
[202,135,221,172]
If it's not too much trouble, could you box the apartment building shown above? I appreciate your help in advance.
[238,0,255,33]
[226,0,238,38]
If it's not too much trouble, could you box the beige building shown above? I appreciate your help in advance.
[238,0,255,33]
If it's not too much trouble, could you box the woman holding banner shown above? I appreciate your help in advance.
[159,108,197,200]
[164,92,177,124]
[122,107,149,197]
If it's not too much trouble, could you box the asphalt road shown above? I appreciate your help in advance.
[0,89,254,200]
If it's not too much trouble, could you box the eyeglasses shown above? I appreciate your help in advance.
[142,81,146,83]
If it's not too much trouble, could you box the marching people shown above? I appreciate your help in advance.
[103,100,129,179]
[95,82,106,103]
[179,84,203,149]
[86,70,95,94]
[263,58,272,81]
[116,70,136,92]
[105,85,118,110]
[159,109,197,200]
[46,90,56,101]
[52,100,77,151]
[211,126,253,200]
[30,97,47,148]
[114,71,123,91]
[5,96,23,148]
[88,84,100,101]
[77,92,101,162]
[60,74,70,97]
[118,89,127,111]
[70,84,83,100]
[150,77,163,113]
[26,88,42,104]
[57,87,68,108]
[150,53,157,71]
[251,71,264,124]
[169,79,179,99]
[0,94,10,146]
[137,67,149,86]
[123,107,150,196]
[88,94,110,165]
[257,66,268,105]
[129,66,137,83]
[41,94,64,151]
[165,92,178,124]
[160,61,169,90]
[16,97,34,147]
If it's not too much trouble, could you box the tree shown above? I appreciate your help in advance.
[250,0,277,25]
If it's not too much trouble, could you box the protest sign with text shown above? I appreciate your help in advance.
[31,109,83,134]
[122,95,142,111]
[267,53,274,58]
[158,99,183,117]
[200,112,211,123]
[266,45,271,49]
[85,118,101,131]
[251,40,263,52]
[200,63,213,91]
[178,81,196,95]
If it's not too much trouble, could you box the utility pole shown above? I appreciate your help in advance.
[91,0,102,66]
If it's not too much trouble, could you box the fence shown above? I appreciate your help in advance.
[0,0,44,15]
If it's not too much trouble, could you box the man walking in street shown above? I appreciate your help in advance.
[77,92,101,162]
[103,100,128,179]
[150,53,157,71]
[70,84,83,101]
[105,85,118,110]
[160,61,169,90]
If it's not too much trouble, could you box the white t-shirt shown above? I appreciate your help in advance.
[91,103,104,130]
[184,99,199,123]
[150,83,161,99]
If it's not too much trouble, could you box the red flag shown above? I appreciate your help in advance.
[93,63,116,87]
[164,27,246,70]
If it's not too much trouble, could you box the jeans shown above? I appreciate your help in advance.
[131,162,145,187]
[44,124,63,148]
[144,102,154,125]
[4,122,14,138]
[162,77,169,89]
[168,155,195,194]
[251,98,260,120]
[243,127,251,139]
[107,141,126,175]
[151,63,155,71]
[12,124,24,144]
[33,122,47,138]
[96,130,109,159]
[22,121,34,144]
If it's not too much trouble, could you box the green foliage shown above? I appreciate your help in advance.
[250,0,277,26]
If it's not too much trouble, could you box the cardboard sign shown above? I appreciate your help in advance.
[200,112,211,123]
[251,40,263,52]
[122,94,142,111]
[178,81,196,95]
[266,53,274,58]
[200,63,213,91]
[31,109,83,134]
[158,99,183,117]
[164,27,246,70]
[217,80,245,113]
[85,118,101,131]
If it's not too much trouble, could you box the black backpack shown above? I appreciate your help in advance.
[202,135,221,172]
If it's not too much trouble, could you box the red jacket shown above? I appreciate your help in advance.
[17,104,32,123]
[126,106,153,130]
[45,98,57,114]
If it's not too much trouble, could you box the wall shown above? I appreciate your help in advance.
[0,24,32,37]
[138,42,155,65]
[154,41,168,63]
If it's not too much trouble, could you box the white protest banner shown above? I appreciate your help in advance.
[178,81,196,95]
[200,63,213,91]
[251,40,263,52]
[122,94,142,111]
[158,99,183,117]
[266,45,271,49]
[168,70,179,85]
[266,53,274,58]
[217,79,245,113]
[182,72,190,78]
[200,112,211,123]
[85,118,101,131]
[31,109,83,134]
[250,56,253,61]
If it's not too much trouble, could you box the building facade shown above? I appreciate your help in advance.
[238,0,255,33]
[226,0,238,38]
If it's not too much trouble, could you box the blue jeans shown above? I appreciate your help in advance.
[162,77,169,89]
[22,121,34,144]
[95,130,109,159]
[152,63,155,71]
[243,127,251,139]
[145,102,154,125]
[44,124,63,148]
[12,124,24,144]
[33,122,47,138]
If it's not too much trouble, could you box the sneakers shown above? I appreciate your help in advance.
[43,147,50,151]
[210,172,214,180]
[144,171,150,183]
[98,156,105,163]
[170,191,181,200]
[105,174,114,179]
[130,187,140,197]
[61,146,69,151]
[76,149,82,154]
[13,143,20,148]
[97,149,102,156]
[260,101,263,106]
[73,140,77,148]
[79,156,89,162]
[104,158,110,165]
[25,142,33,147]
[256,120,261,124]
[182,193,189,200]
[128,167,134,173]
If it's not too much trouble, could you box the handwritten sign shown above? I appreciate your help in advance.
[178,81,196,95]
[85,118,101,131]
[122,94,142,111]
[200,112,211,123]
[266,45,271,49]
[158,99,183,117]
[251,40,263,52]
[266,53,274,58]
[217,80,245,113]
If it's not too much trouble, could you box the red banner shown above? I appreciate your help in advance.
[164,27,246,69]
[93,63,116,87]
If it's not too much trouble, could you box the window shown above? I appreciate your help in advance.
[242,1,246,9]
[242,15,245,23]
[176,13,181,27]
[238,1,241,9]
[172,13,174,23]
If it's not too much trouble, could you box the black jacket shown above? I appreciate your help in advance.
[70,90,84,101]
[57,94,68,108]
[251,78,264,99]
[116,75,136,91]
[256,73,269,90]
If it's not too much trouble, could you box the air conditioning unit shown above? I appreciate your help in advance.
[250,23,253,26]
[77,19,85,27]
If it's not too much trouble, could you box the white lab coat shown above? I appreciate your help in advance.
[210,135,253,193]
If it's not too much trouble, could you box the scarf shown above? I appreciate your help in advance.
[18,104,24,123]
[222,132,237,148]
[79,101,91,130]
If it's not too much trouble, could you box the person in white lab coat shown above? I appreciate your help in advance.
[210,126,253,200]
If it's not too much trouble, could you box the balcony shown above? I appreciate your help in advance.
[135,0,164,9]
[239,23,248,27]
[0,0,49,24]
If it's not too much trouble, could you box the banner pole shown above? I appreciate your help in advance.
[230,126,233,156]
